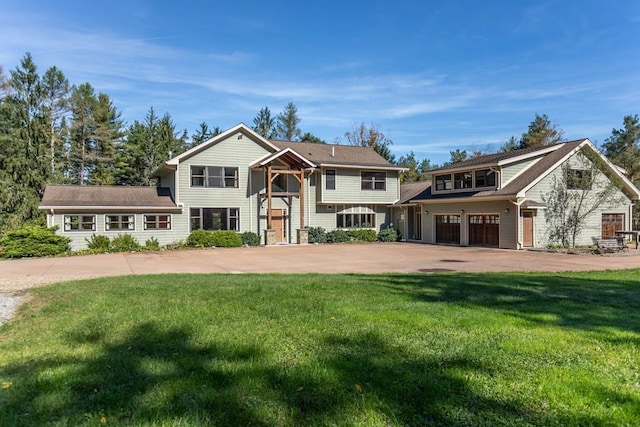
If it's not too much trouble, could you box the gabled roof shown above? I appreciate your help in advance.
[428,142,567,173]
[271,141,403,169]
[39,185,179,210]
[412,138,640,203]
[397,181,432,205]
[153,123,279,176]
[253,147,316,169]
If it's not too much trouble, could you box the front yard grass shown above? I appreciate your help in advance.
[1,270,639,426]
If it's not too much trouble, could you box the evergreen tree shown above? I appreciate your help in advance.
[449,149,468,164]
[68,83,97,185]
[252,106,276,139]
[0,53,49,231]
[300,132,326,143]
[190,121,221,147]
[601,115,640,185]
[276,102,301,141]
[519,114,564,149]
[117,108,187,186]
[90,93,124,184]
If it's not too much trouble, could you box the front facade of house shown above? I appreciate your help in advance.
[40,124,403,250]
[394,139,640,249]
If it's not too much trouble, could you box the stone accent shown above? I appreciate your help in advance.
[264,229,276,246]
[297,228,309,245]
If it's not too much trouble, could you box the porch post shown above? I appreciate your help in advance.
[267,164,272,230]
[299,167,305,229]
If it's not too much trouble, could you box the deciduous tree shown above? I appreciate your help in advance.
[344,122,395,163]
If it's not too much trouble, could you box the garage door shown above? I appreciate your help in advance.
[435,215,460,244]
[602,213,624,239]
[468,214,499,247]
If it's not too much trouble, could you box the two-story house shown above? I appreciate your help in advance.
[40,123,404,250]
[394,139,640,249]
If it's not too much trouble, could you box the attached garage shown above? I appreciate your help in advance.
[435,214,461,244]
[468,214,500,247]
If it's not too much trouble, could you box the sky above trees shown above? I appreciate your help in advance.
[1,0,639,163]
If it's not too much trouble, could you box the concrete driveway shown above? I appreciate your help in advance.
[1,243,639,293]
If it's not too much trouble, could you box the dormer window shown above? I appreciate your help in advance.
[475,169,496,188]
[454,172,473,189]
[435,174,452,191]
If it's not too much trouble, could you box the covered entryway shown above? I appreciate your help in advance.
[468,214,500,247]
[406,206,422,240]
[602,213,624,239]
[435,214,460,244]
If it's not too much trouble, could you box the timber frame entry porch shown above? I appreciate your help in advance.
[255,148,316,244]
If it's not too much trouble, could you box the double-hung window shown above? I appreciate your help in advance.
[475,169,496,188]
[191,166,239,188]
[144,214,171,230]
[325,169,336,190]
[105,215,135,231]
[64,215,96,231]
[435,174,452,191]
[454,172,473,189]
[361,171,386,191]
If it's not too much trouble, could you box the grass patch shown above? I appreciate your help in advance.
[1,271,640,426]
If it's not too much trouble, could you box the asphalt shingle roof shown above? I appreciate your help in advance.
[40,185,177,208]
[271,141,399,168]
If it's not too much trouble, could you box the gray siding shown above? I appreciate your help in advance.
[500,157,540,186]
[524,152,631,247]
[418,201,518,249]
[319,168,400,204]
[49,210,184,251]
[177,131,273,241]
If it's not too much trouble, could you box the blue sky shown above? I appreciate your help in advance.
[2,0,639,164]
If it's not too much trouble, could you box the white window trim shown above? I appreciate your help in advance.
[105,214,136,232]
[143,214,172,231]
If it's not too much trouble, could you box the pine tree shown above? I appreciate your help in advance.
[602,115,640,185]
[252,106,276,139]
[41,66,70,179]
[519,114,564,149]
[276,102,301,141]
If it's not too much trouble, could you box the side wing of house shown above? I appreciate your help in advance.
[522,145,637,247]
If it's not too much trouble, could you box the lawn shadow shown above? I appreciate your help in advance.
[373,271,640,341]
[2,320,612,426]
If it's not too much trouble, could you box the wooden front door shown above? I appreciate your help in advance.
[435,215,461,244]
[271,209,286,243]
[468,214,500,247]
[602,213,624,239]
[523,211,534,247]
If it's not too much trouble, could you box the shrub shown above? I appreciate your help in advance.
[347,229,377,242]
[109,234,141,252]
[85,234,110,252]
[307,227,327,244]
[240,231,261,246]
[144,237,161,251]
[210,231,243,248]
[377,227,399,242]
[326,229,350,243]
[186,229,216,247]
[0,225,70,258]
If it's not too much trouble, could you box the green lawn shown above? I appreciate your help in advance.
[1,271,639,426]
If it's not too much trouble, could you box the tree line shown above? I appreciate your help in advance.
[1,52,639,234]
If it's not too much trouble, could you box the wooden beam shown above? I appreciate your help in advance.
[267,164,272,229]
[299,167,305,229]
